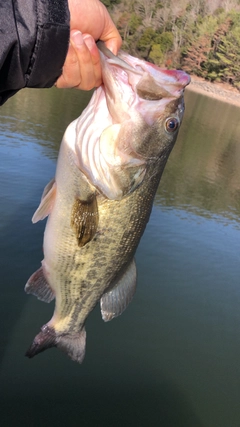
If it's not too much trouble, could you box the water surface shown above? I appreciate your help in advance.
[0,87,240,427]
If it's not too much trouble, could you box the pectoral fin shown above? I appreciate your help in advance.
[100,259,137,322]
[71,195,99,247]
[25,266,55,303]
[32,178,56,223]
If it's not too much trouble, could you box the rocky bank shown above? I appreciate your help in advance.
[186,76,240,107]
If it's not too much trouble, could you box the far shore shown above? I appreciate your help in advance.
[186,76,240,107]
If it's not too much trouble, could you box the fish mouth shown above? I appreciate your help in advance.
[157,68,191,90]
[97,41,190,98]
[97,41,189,128]
[97,41,143,76]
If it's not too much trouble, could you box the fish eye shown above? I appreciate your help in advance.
[165,117,179,133]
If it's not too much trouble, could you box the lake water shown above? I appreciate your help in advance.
[0,86,240,427]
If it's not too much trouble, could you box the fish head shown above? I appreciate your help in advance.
[74,44,190,200]
[98,42,190,160]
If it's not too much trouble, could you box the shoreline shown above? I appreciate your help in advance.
[186,76,240,107]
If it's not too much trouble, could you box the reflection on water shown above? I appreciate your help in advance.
[0,87,92,158]
[0,87,240,427]
[158,90,240,225]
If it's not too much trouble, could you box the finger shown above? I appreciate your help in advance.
[104,38,122,55]
[55,42,80,89]
[70,31,101,90]
[98,7,122,54]
[81,34,102,88]
[56,31,101,90]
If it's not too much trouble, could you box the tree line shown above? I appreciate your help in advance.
[102,0,240,90]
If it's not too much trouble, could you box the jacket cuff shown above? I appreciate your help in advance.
[26,0,70,88]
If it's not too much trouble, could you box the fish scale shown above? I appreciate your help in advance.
[24,43,190,363]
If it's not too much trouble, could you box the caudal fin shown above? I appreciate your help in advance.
[25,325,86,363]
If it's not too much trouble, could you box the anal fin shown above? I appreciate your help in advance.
[25,266,55,303]
[100,259,137,322]
[71,194,99,247]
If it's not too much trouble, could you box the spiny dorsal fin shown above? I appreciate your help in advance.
[25,266,55,303]
[32,178,56,223]
[71,195,99,247]
[100,259,137,322]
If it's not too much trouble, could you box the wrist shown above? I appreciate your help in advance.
[26,0,70,88]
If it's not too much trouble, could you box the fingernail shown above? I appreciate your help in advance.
[106,42,114,54]
[83,35,95,51]
[71,31,84,48]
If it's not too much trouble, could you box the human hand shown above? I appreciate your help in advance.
[56,0,122,90]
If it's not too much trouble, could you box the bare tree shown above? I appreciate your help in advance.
[153,4,170,32]
[205,0,222,14]
[134,0,158,27]
[222,0,240,12]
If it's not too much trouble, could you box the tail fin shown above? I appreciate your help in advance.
[25,325,86,363]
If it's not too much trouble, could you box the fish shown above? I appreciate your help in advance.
[25,42,190,363]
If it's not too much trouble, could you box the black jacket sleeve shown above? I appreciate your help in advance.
[0,0,70,105]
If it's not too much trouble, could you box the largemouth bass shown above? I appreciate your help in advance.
[25,43,190,363]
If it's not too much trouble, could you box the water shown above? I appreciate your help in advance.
[0,87,240,427]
